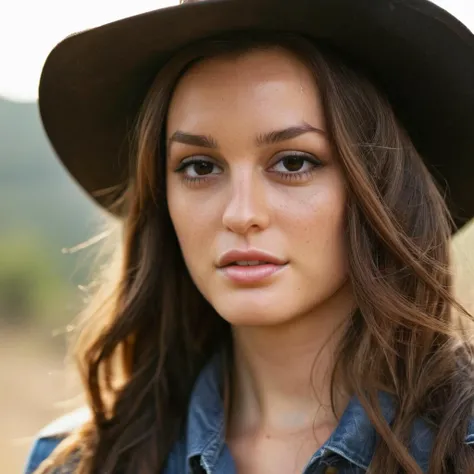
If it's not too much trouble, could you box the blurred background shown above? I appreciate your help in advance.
[0,0,473,472]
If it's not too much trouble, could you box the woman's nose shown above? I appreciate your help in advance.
[221,171,270,235]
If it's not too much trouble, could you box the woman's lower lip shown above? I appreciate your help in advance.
[219,263,287,283]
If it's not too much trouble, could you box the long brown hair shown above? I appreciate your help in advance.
[36,32,474,474]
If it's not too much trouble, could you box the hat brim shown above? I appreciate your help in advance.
[38,0,474,231]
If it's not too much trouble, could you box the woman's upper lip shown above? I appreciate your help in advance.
[217,249,287,268]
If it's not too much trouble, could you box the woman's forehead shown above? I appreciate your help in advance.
[166,47,324,133]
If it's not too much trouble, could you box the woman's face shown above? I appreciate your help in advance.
[166,47,350,326]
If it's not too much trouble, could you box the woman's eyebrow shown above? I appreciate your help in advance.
[255,123,326,146]
[168,131,218,149]
[168,122,326,149]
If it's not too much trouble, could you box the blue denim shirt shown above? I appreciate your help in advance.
[25,352,474,474]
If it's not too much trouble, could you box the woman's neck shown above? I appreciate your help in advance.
[227,283,354,439]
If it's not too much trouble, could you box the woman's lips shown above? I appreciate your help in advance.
[218,263,287,284]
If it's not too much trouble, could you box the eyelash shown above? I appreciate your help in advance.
[174,153,323,185]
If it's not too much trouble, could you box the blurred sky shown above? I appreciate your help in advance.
[0,0,473,102]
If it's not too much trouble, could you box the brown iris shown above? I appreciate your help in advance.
[282,156,305,172]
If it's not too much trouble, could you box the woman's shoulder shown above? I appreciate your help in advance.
[24,407,90,474]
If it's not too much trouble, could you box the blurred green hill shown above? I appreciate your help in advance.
[0,97,103,243]
[0,97,105,328]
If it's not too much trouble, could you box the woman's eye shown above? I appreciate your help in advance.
[178,159,221,178]
[174,153,322,183]
[270,154,320,174]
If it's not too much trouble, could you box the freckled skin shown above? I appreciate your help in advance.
[166,48,351,328]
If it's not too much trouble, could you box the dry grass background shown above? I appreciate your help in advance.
[0,327,81,473]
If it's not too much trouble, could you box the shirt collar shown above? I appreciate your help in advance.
[321,391,396,470]
[184,351,474,473]
[184,352,389,473]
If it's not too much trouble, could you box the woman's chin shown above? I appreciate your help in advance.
[214,299,295,327]
[221,312,290,327]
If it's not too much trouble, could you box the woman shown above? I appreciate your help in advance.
[25,0,474,473]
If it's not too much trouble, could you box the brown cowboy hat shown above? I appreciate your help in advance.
[38,0,474,230]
